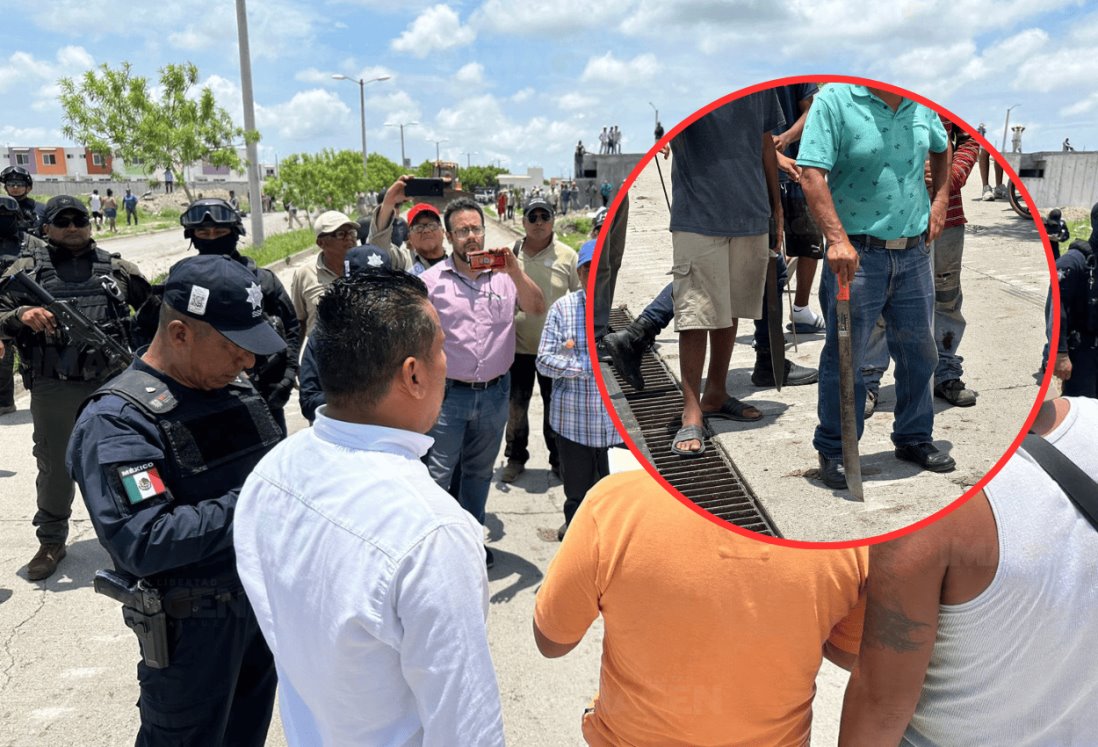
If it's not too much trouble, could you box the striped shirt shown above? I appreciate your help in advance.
[945,136,980,228]
[535,290,620,448]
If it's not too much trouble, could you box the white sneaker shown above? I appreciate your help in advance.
[980,185,994,201]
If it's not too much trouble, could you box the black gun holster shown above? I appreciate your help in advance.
[93,569,170,669]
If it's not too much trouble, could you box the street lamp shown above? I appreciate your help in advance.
[430,138,449,176]
[332,73,391,182]
[386,121,419,169]
[463,151,478,169]
[1001,104,1020,154]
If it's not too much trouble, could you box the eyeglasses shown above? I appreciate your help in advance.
[51,214,91,228]
[322,229,358,240]
[410,222,442,235]
[525,211,552,224]
[450,225,485,239]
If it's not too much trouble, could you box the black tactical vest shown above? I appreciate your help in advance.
[20,244,131,381]
[87,367,283,584]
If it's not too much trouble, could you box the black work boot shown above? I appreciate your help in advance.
[604,316,660,390]
[751,351,819,387]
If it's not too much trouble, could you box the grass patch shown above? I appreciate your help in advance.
[242,229,315,267]
[1065,218,1091,245]
[556,216,594,252]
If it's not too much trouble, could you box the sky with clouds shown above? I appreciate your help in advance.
[2,0,1096,179]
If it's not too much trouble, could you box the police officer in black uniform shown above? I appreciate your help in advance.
[0,195,47,415]
[0,195,149,580]
[178,198,300,434]
[68,254,285,746]
[1055,201,1098,398]
[1,165,47,237]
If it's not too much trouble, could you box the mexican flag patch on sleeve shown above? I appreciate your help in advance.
[118,463,168,505]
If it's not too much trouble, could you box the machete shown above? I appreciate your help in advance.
[836,276,863,501]
[765,251,785,390]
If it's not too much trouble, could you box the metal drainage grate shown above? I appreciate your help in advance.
[604,308,782,537]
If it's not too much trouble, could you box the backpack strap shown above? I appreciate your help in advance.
[1021,434,1098,532]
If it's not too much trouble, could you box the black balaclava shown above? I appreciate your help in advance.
[192,232,241,256]
[0,214,20,237]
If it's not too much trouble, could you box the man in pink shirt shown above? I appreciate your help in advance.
[420,197,545,567]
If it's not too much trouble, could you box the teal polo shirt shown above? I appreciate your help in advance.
[797,85,948,240]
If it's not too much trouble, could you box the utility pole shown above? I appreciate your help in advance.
[333,73,390,183]
[235,0,263,245]
[1001,104,1020,154]
[386,121,419,169]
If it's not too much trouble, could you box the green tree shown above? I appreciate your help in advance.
[59,62,257,203]
[459,165,506,191]
[264,149,402,223]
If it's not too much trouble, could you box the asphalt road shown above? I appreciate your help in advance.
[0,208,853,745]
[609,155,1052,542]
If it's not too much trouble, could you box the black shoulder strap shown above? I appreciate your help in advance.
[1021,434,1098,532]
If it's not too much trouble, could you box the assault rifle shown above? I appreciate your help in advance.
[0,269,134,373]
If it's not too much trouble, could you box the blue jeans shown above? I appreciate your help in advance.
[426,375,511,525]
[863,227,967,391]
[814,237,937,458]
[640,282,675,329]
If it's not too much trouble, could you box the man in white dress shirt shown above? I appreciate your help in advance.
[234,267,505,746]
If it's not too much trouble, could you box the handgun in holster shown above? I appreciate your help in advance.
[93,568,170,669]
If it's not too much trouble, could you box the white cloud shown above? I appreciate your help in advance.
[257,89,353,141]
[56,45,95,69]
[391,5,475,57]
[512,87,533,102]
[167,28,212,51]
[295,68,334,84]
[474,0,625,34]
[1062,92,1098,117]
[368,90,423,128]
[454,62,484,85]
[0,125,56,144]
[580,52,659,86]
[1016,42,1098,93]
[558,93,597,111]
[0,47,96,93]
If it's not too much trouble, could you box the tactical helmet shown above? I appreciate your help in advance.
[592,207,608,231]
[0,166,33,188]
[180,198,245,238]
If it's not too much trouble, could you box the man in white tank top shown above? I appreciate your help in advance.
[838,396,1098,746]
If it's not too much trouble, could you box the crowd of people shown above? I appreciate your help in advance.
[0,79,1094,746]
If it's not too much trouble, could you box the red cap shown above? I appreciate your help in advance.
[406,203,441,225]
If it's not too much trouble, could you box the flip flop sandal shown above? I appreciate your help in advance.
[670,424,707,457]
[703,397,763,422]
[786,318,826,334]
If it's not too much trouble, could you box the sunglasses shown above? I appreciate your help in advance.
[526,211,552,224]
[51,214,91,228]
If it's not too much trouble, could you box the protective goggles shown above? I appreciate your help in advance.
[180,203,239,227]
[0,196,19,214]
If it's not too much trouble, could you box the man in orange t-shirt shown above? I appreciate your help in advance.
[533,470,867,746]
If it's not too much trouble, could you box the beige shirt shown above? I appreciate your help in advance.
[290,249,341,335]
[514,238,580,354]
